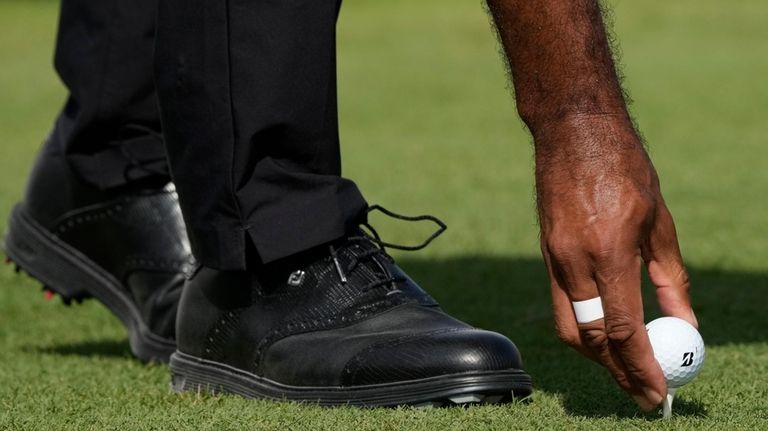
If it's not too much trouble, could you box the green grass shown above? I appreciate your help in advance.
[1,0,767,429]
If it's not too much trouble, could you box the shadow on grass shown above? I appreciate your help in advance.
[23,255,764,417]
[398,256,766,418]
[30,338,132,359]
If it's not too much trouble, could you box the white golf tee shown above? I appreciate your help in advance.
[662,387,677,419]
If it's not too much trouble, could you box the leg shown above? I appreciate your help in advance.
[155,0,367,269]
[54,0,169,189]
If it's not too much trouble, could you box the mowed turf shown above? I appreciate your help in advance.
[1,0,767,429]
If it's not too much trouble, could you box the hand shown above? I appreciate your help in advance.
[534,115,697,411]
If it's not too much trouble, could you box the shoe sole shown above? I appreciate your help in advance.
[170,351,532,407]
[3,204,176,362]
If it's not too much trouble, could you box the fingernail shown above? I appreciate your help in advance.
[643,387,664,407]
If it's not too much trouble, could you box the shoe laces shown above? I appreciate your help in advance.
[328,205,446,293]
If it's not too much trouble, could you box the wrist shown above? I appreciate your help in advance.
[531,112,644,161]
[532,112,658,195]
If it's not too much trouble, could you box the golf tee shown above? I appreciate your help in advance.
[662,387,677,419]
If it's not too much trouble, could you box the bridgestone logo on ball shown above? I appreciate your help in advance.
[681,352,694,367]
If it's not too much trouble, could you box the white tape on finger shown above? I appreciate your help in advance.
[572,297,604,324]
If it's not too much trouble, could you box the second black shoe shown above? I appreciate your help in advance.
[170,225,532,407]
[3,134,194,362]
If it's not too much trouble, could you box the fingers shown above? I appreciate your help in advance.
[542,236,606,359]
[544,235,666,411]
[595,250,667,410]
[642,202,697,328]
[577,318,661,411]
[551,284,593,358]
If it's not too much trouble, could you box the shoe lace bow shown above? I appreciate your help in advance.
[328,205,446,293]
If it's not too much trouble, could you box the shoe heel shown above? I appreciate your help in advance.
[3,205,91,303]
[5,204,177,363]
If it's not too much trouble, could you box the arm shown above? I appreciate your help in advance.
[485,0,697,410]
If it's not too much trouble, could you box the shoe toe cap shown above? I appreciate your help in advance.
[341,328,524,386]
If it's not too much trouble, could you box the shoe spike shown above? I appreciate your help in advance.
[43,287,56,301]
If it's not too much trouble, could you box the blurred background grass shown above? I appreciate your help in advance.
[1,0,767,429]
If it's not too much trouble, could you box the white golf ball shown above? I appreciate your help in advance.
[646,317,705,388]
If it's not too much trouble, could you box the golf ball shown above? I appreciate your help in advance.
[646,317,705,388]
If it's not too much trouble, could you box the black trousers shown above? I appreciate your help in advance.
[54,0,368,269]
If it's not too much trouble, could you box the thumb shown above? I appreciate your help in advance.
[642,203,698,328]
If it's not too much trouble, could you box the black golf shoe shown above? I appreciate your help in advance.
[3,137,194,362]
[171,227,532,406]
